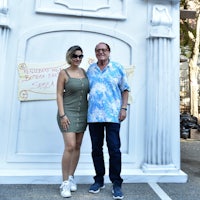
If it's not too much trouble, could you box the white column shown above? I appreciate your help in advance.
[0,0,10,82]
[143,4,178,173]
[0,0,10,156]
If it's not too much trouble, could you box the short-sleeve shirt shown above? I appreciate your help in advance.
[87,61,130,123]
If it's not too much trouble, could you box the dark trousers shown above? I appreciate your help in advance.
[89,122,123,186]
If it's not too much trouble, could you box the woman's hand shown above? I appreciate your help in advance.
[61,115,70,130]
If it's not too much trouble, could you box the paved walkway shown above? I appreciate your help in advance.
[0,139,200,200]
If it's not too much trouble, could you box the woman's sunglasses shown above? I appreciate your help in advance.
[72,54,84,59]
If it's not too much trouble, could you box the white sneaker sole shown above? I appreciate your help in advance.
[112,195,124,200]
[70,187,77,192]
[60,192,72,198]
[112,190,124,199]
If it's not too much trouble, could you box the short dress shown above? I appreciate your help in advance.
[57,69,89,133]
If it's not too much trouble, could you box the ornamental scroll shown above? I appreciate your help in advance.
[18,61,134,102]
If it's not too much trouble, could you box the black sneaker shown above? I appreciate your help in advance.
[89,182,105,193]
[112,185,124,199]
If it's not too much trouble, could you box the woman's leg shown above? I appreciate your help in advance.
[62,132,76,181]
[69,132,84,176]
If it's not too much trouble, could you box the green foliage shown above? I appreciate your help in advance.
[180,0,200,58]
[180,0,188,8]
[180,0,185,7]
[180,19,196,57]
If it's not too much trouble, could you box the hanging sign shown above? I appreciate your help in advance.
[18,61,134,102]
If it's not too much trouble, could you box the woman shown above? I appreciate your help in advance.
[56,45,89,198]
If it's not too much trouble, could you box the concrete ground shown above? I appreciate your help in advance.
[0,138,200,200]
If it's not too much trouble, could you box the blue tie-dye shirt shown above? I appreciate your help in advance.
[87,61,130,123]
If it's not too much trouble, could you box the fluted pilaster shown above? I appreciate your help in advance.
[0,0,10,120]
[0,0,10,78]
[143,4,178,173]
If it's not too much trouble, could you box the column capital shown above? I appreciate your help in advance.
[148,4,175,38]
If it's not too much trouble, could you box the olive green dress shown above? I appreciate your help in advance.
[57,69,89,133]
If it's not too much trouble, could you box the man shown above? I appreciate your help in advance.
[87,42,130,200]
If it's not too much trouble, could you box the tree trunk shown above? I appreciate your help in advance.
[189,12,200,117]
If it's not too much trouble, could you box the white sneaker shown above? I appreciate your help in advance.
[60,180,71,198]
[69,175,77,192]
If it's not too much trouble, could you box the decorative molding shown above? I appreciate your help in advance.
[35,0,127,20]
[54,0,110,12]
[149,5,174,38]
[17,23,135,63]
[151,5,172,27]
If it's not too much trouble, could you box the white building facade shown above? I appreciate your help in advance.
[0,0,187,184]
